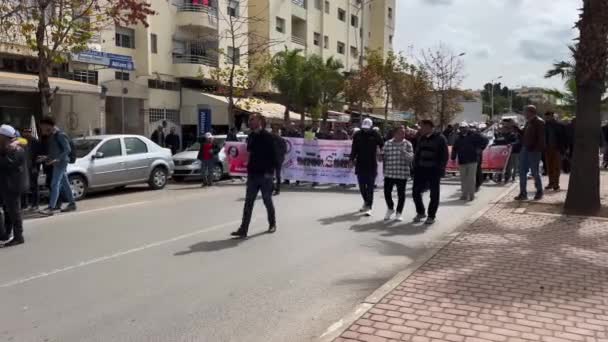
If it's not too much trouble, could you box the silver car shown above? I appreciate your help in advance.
[67,135,175,200]
[172,134,247,182]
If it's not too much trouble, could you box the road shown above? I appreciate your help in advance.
[0,179,506,342]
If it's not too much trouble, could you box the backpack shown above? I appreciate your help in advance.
[55,132,77,164]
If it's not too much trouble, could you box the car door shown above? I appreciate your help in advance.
[89,138,129,187]
[124,137,152,181]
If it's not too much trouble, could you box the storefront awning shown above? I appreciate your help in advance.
[200,93,308,122]
[0,71,101,95]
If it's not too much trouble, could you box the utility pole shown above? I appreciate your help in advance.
[490,75,502,120]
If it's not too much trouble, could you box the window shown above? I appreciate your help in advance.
[276,17,285,33]
[338,8,346,21]
[227,46,240,65]
[337,41,345,54]
[148,79,180,91]
[71,69,98,85]
[324,1,330,14]
[388,7,393,20]
[389,35,393,44]
[151,33,158,54]
[115,26,135,48]
[314,0,322,10]
[228,0,239,17]
[350,46,358,57]
[313,32,321,46]
[323,35,329,49]
[351,15,358,27]
[97,139,122,158]
[149,108,179,123]
[115,71,130,81]
[125,138,148,155]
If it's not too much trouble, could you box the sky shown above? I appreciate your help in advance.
[394,0,580,91]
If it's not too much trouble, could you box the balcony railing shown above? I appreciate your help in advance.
[291,35,306,47]
[173,54,219,68]
[292,0,306,8]
[177,3,218,16]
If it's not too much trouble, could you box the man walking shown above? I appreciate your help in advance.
[197,133,218,187]
[412,120,448,225]
[231,113,278,239]
[271,125,287,195]
[543,111,567,190]
[383,126,414,221]
[515,105,546,201]
[165,127,180,155]
[39,116,77,215]
[0,125,27,246]
[350,118,384,216]
[451,122,489,201]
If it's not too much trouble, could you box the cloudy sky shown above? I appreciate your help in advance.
[394,0,580,91]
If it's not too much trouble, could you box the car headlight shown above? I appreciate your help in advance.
[192,160,202,167]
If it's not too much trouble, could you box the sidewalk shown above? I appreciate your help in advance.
[335,173,608,342]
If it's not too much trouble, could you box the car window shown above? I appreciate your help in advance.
[124,137,148,155]
[73,139,102,158]
[97,138,122,158]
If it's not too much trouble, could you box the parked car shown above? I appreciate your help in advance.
[172,134,247,182]
[66,135,174,200]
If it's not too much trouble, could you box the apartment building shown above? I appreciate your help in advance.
[249,0,395,71]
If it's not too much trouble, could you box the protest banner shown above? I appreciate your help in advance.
[446,145,512,174]
[224,142,249,177]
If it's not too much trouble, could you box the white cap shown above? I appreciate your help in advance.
[361,118,373,129]
[459,122,468,128]
[0,124,16,138]
[204,132,213,139]
[479,123,487,129]
[372,126,380,131]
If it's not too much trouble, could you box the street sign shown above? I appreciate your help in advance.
[198,108,212,136]
[72,50,135,71]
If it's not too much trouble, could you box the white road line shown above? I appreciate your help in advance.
[0,219,244,289]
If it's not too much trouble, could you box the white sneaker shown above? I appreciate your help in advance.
[384,209,395,221]
[364,209,373,217]
[413,214,427,223]
[395,213,403,222]
[359,205,369,213]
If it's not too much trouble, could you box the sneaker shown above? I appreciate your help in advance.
[514,194,528,201]
[39,208,55,216]
[0,234,10,243]
[395,213,403,222]
[2,237,24,247]
[60,203,77,213]
[384,209,395,221]
[459,195,467,201]
[468,195,475,202]
[273,190,280,196]
[359,205,369,213]
[413,214,427,223]
[268,225,277,233]
[424,217,436,225]
[230,230,247,239]
[553,186,560,191]
[364,209,373,217]
[534,192,544,201]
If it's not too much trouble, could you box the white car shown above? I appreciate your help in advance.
[172,134,247,182]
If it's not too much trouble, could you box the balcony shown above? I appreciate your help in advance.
[176,3,219,31]
[291,0,306,19]
[173,54,219,79]
[291,35,306,48]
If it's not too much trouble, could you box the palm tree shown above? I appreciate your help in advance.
[315,56,345,123]
[271,49,306,122]
[564,0,608,215]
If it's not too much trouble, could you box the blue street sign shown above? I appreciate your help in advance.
[72,50,135,71]
[198,108,212,136]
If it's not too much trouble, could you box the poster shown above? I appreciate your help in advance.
[224,142,249,176]
[447,145,512,173]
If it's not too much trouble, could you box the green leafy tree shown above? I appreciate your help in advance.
[0,0,154,115]
[270,49,306,122]
[391,65,434,121]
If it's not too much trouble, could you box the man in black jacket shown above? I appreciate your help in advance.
[451,123,489,201]
[232,113,278,239]
[0,125,27,246]
[164,127,180,155]
[271,125,287,195]
[412,120,448,225]
[543,112,567,190]
[350,118,384,216]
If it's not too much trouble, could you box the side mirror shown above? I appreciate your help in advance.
[92,152,104,160]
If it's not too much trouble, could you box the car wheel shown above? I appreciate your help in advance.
[69,174,87,201]
[149,167,168,190]
[173,176,185,183]
[212,164,223,182]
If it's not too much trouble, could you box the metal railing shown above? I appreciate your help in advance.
[177,3,218,16]
[292,0,306,8]
[291,35,306,46]
[173,54,219,68]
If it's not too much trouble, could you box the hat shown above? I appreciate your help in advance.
[459,122,468,128]
[0,124,16,138]
[361,118,373,129]
[204,132,213,139]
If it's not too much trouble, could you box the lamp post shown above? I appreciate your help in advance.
[490,75,503,120]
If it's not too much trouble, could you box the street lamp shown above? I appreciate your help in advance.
[490,75,503,120]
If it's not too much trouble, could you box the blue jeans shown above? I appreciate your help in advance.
[519,148,543,197]
[49,162,75,209]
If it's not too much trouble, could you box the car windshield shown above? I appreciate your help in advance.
[186,138,227,151]
[73,139,102,158]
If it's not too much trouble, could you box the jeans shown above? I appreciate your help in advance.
[357,173,376,208]
[0,193,22,239]
[545,147,561,187]
[519,148,543,197]
[412,167,441,219]
[22,172,40,209]
[201,160,215,185]
[49,162,75,209]
[240,174,276,234]
[384,178,407,213]
[459,163,477,199]
[505,153,519,181]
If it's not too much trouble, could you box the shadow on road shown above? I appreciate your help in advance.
[173,232,267,255]
[350,220,430,237]
[318,212,364,225]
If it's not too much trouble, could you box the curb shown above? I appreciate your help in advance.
[318,182,518,342]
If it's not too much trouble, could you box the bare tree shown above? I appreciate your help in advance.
[420,43,465,128]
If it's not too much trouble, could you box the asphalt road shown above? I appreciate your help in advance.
[0,178,506,342]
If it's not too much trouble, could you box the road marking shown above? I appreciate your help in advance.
[0,219,244,289]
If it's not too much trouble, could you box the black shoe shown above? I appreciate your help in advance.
[553,186,560,191]
[514,194,528,201]
[0,235,10,243]
[268,225,277,233]
[273,190,280,196]
[534,192,544,200]
[60,203,77,213]
[230,230,247,239]
[39,208,55,216]
[545,185,554,190]
[3,237,24,247]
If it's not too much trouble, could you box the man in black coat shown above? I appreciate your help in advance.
[164,127,181,155]
[350,118,384,216]
[231,113,279,239]
[271,125,287,195]
[150,126,165,147]
[21,128,43,210]
[451,123,489,201]
[0,125,27,246]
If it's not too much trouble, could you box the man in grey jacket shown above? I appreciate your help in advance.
[39,116,76,216]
